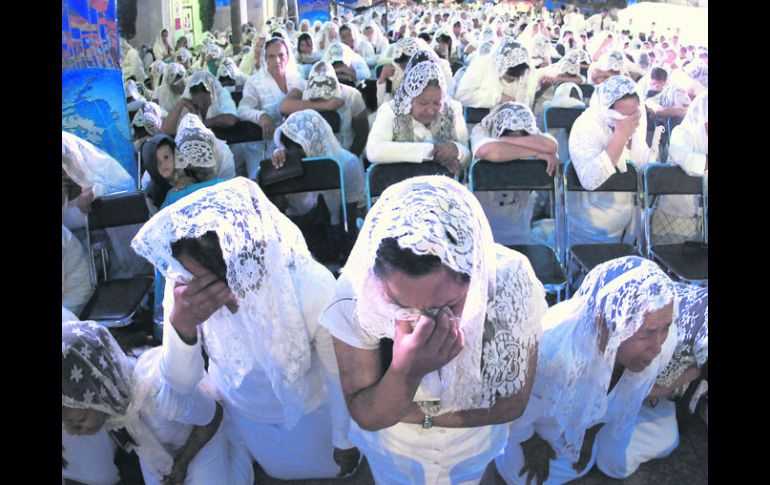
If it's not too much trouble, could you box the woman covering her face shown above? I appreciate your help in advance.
[496,256,678,484]
[131,177,359,481]
[320,175,547,484]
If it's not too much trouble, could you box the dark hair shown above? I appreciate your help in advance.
[133,125,149,140]
[394,53,411,66]
[610,93,639,109]
[339,25,351,35]
[171,231,227,282]
[650,67,668,82]
[142,134,176,207]
[408,50,433,68]
[265,37,287,53]
[189,83,210,95]
[418,32,432,43]
[298,33,313,46]
[373,237,470,282]
[280,132,306,159]
[501,129,529,137]
[505,63,530,79]
[437,33,452,57]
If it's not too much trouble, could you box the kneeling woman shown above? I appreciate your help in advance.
[495,256,677,484]
[62,320,228,485]
[321,176,548,484]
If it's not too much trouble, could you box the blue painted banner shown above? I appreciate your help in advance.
[62,0,136,184]
[298,0,330,24]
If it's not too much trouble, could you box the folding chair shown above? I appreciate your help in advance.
[211,120,263,145]
[79,191,154,327]
[464,107,491,125]
[543,106,585,134]
[578,84,594,103]
[366,162,456,210]
[469,159,567,301]
[563,161,641,296]
[642,163,708,285]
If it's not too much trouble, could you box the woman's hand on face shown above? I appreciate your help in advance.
[615,110,640,140]
[259,113,276,141]
[391,309,464,380]
[271,148,286,169]
[169,257,238,344]
[76,188,95,214]
[519,432,556,485]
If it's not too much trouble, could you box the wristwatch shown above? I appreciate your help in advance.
[422,413,433,429]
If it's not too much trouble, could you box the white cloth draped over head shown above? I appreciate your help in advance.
[174,114,217,170]
[153,29,173,61]
[149,60,166,89]
[131,101,167,136]
[62,321,174,478]
[553,49,583,76]
[480,101,540,139]
[341,176,545,415]
[544,81,586,109]
[181,70,229,115]
[322,41,365,68]
[260,35,301,81]
[657,283,707,388]
[274,109,344,158]
[130,177,317,429]
[684,59,708,88]
[302,61,342,101]
[597,50,626,73]
[62,131,135,198]
[493,36,530,76]
[175,47,193,65]
[593,75,639,126]
[390,59,456,143]
[216,57,243,82]
[534,256,677,463]
[317,21,340,51]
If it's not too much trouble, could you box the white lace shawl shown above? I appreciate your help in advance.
[131,101,167,136]
[657,284,708,388]
[534,256,678,463]
[493,36,530,77]
[274,109,344,158]
[131,177,318,429]
[389,59,457,143]
[341,176,546,414]
[594,75,639,125]
[393,37,421,61]
[61,131,135,198]
[174,114,217,170]
[554,49,583,76]
[480,101,540,138]
[216,57,243,83]
[62,321,174,478]
[302,61,342,101]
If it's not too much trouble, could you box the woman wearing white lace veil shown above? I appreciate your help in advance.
[653,92,708,245]
[566,75,649,246]
[124,79,147,113]
[148,59,166,96]
[320,176,547,484]
[62,320,228,485]
[455,36,542,110]
[238,35,304,178]
[280,60,368,156]
[614,283,708,479]
[131,101,167,155]
[153,28,174,62]
[175,46,194,70]
[366,58,470,175]
[152,62,187,113]
[588,49,632,85]
[362,20,390,58]
[471,102,559,245]
[62,130,136,230]
[376,37,421,106]
[172,113,236,186]
[237,31,266,76]
[340,23,377,71]
[532,49,587,127]
[216,58,247,92]
[322,41,372,85]
[161,70,239,136]
[131,177,360,482]
[270,109,366,232]
[496,256,677,484]
[121,37,147,85]
[317,21,340,52]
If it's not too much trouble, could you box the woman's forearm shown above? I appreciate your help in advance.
[501,135,558,154]
[347,366,422,431]
[175,402,223,465]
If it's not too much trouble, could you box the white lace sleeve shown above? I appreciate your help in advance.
[365,102,434,163]
[237,77,266,124]
[160,278,206,395]
[668,125,707,177]
[568,113,617,190]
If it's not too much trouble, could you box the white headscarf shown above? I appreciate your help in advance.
[149,60,166,90]
[480,101,540,139]
[274,109,345,158]
[62,131,135,198]
[181,70,230,116]
[673,91,707,156]
[341,176,546,415]
[544,81,586,109]
[131,178,321,429]
[174,114,217,170]
[259,35,301,82]
[131,101,167,137]
[153,29,173,61]
[535,256,677,463]
[323,40,366,68]
[62,321,174,478]
[302,61,342,101]
[155,62,187,112]
[657,283,707,388]
[594,75,639,126]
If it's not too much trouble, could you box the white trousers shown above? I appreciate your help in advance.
[225,403,339,483]
[353,421,509,485]
[596,398,679,479]
[140,425,230,485]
